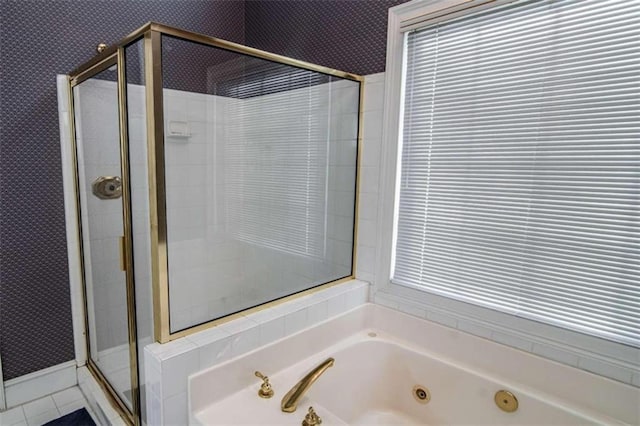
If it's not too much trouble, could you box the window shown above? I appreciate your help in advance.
[390,0,639,348]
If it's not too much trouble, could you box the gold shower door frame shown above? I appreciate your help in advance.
[68,50,140,425]
[68,25,364,423]
[140,23,364,345]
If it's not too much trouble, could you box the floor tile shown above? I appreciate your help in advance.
[6,386,97,426]
[0,406,26,425]
[21,397,57,419]
[25,409,59,426]
[51,387,83,409]
[57,399,86,417]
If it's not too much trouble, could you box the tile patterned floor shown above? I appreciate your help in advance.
[0,387,98,426]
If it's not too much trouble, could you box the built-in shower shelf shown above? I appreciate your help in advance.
[166,133,192,140]
[166,120,191,140]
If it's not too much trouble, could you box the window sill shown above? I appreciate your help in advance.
[373,284,640,388]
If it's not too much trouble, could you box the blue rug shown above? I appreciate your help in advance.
[43,408,96,426]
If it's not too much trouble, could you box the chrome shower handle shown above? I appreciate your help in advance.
[92,176,122,199]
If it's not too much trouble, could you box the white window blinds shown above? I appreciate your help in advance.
[393,0,640,347]
[224,73,330,258]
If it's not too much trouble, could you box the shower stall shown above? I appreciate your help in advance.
[64,23,362,424]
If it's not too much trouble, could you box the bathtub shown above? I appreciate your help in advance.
[189,304,638,425]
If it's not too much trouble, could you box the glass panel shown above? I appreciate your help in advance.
[125,39,151,421]
[73,64,133,410]
[161,35,360,333]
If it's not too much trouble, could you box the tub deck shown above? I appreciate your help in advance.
[189,304,638,425]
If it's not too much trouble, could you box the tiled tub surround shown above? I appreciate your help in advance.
[190,304,639,425]
[144,280,369,425]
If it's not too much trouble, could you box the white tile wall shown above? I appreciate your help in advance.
[163,89,223,332]
[384,289,640,384]
[144,280,369,425]
[354,73,385,285]
[127,84,154,350]
[160,79,361,332]
[578,357,635,384]
[164,91,210,245]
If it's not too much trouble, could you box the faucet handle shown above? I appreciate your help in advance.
[254,371,274,398]
[302,407,322,426]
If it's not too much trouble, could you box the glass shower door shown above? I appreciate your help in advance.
[72,59,136,415]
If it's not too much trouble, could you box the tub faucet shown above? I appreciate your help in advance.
[281,357,334,413]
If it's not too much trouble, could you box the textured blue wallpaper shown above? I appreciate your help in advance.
[0,0,244,380]
[245,0,406,75]
[0,0,404,380]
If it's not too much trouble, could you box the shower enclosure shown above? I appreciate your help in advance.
[65,23,362,424]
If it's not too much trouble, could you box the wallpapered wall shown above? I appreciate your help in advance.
[0,0,405,380]
[245,0,405,75]
[0,0,244,380]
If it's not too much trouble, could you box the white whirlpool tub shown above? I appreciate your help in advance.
[189,304,638,425]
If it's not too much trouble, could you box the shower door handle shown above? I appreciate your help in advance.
[119,236,127,272]
[92,176,122,199]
